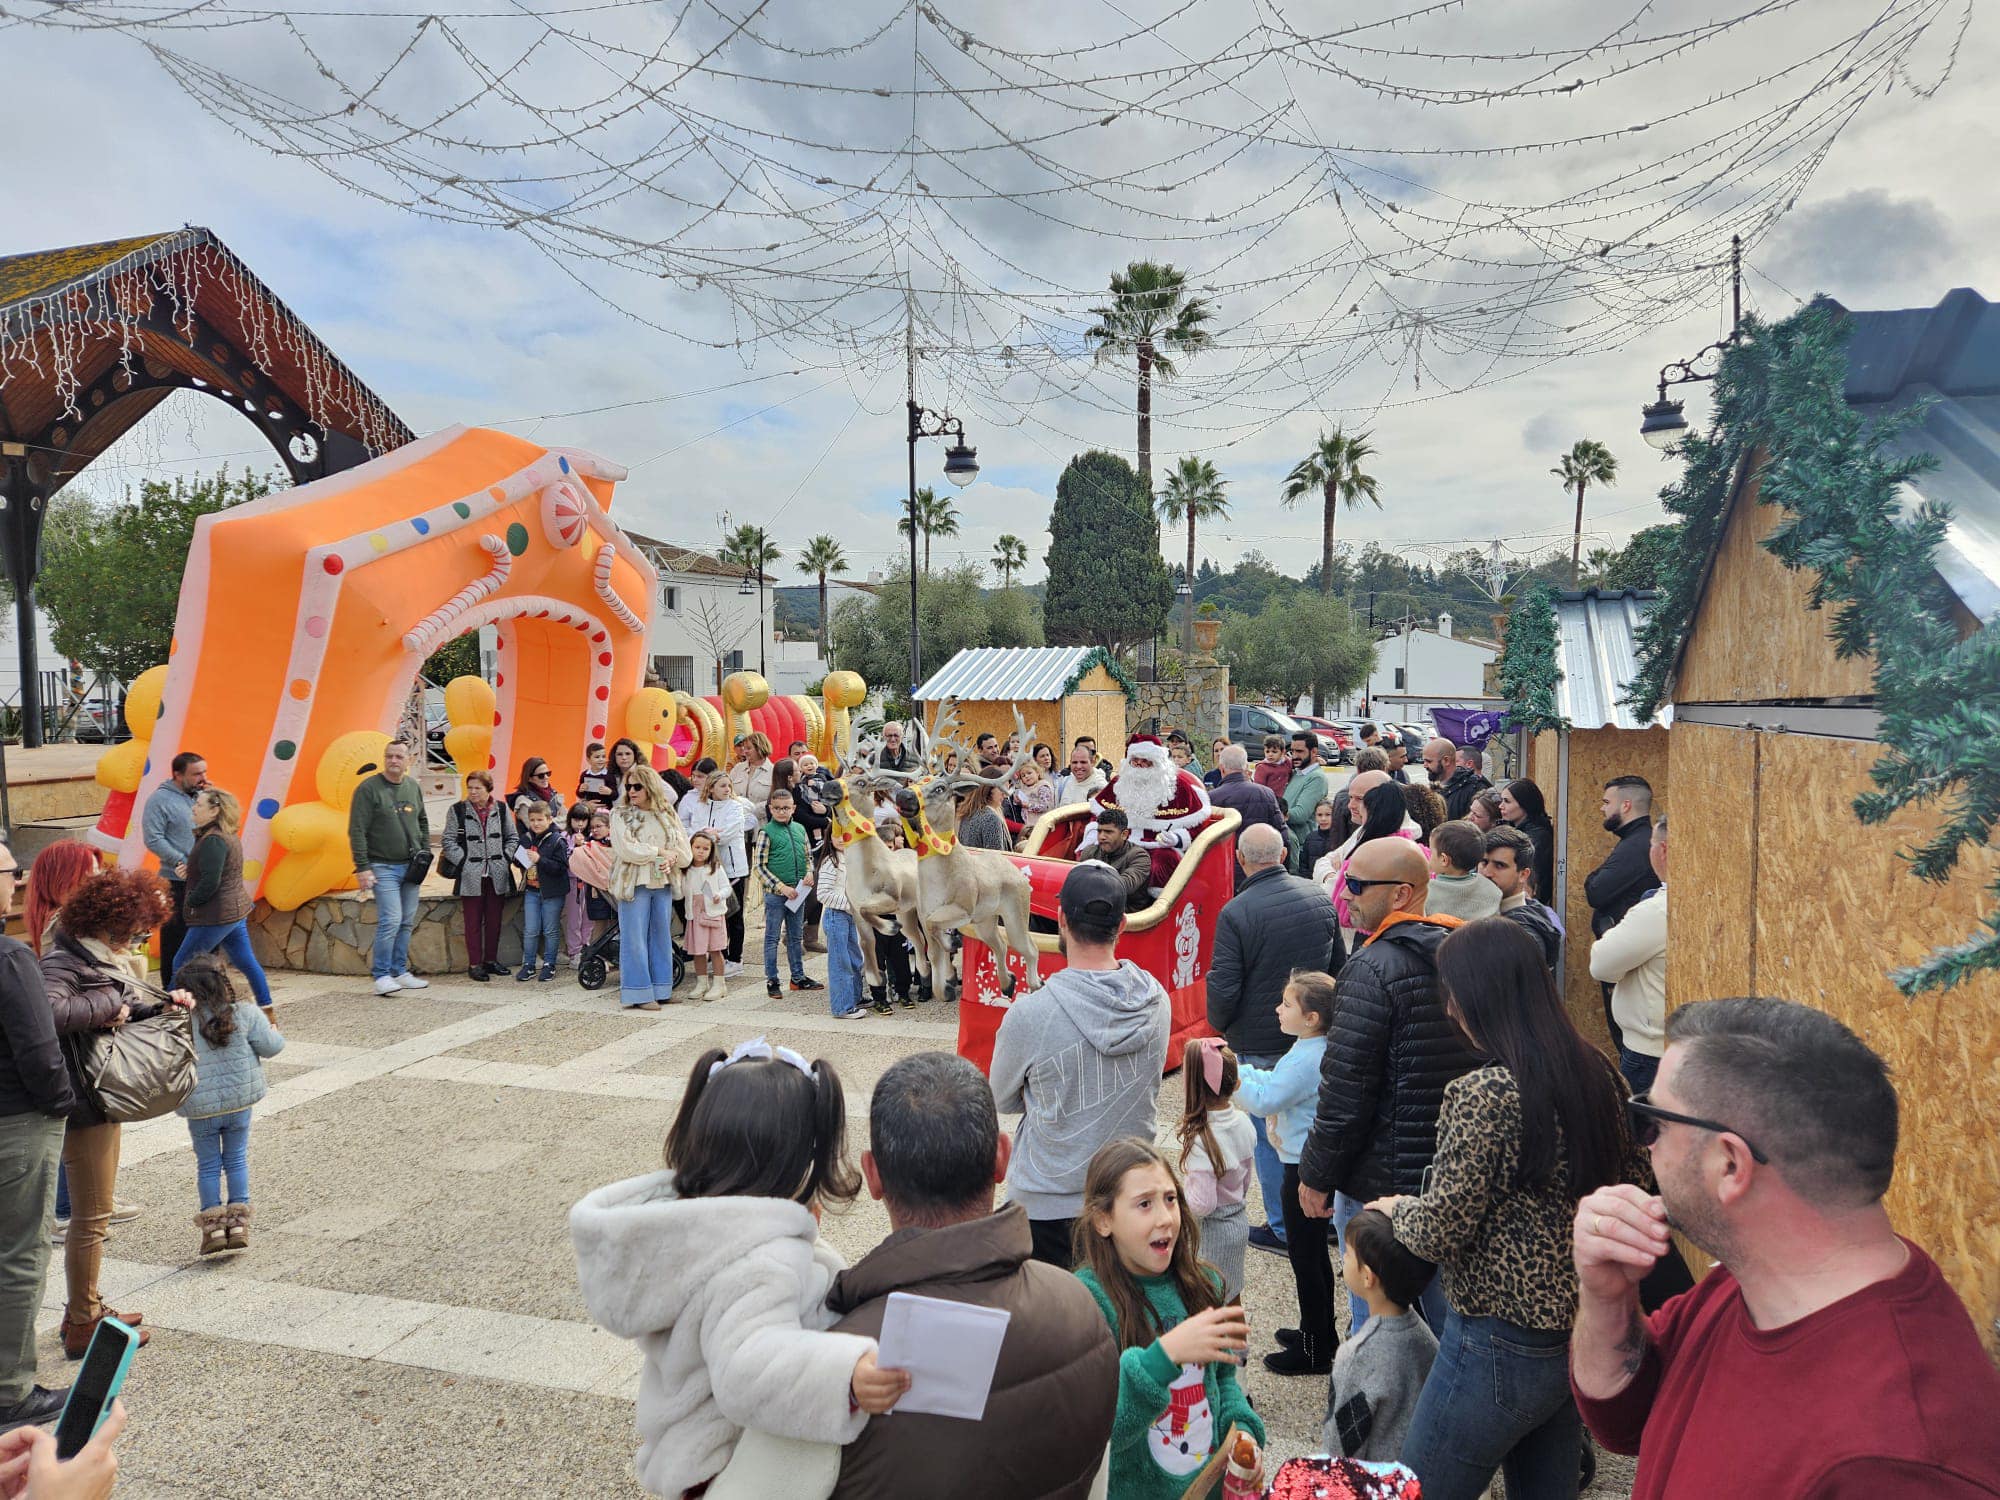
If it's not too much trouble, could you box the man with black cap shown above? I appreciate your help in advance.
[989,861,1171,1268]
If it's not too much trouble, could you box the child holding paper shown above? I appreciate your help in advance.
[570,1041,907,1499]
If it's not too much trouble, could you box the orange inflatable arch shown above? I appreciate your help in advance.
[107,425,657,907]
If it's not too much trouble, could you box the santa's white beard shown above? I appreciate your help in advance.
[1119,759,1175,820]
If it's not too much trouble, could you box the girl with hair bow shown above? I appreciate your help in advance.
[1175,1036,1256,1302]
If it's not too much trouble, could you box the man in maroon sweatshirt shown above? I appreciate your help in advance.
[1571,997,2000,1498]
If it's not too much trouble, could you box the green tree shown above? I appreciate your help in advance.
[795,534,849,659]
[1219,591,1376,713]
[423,632,481,684]
[40,468,274,682]
[720,522,781,575]
[895,487,960,575]
[1282,427,1381,597]
[1042,451,1172,655]
[1084,262,1215,495]
[991,534,1029,588]
[1592,522,1681,591]
[1554,438,1620,585]
[1154,456,1229,648]
[828,562,1042,718]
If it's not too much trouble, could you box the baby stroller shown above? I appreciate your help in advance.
[568,840,690,993]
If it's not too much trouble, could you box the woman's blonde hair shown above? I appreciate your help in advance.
[199,787,242,835]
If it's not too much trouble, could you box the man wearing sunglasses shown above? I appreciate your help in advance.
[1571,998,2000,1496]
[1296,837,1478,1334]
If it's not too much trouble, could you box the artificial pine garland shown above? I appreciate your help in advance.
[1625,300,1999,995]
[1060,645,1140,704]
[1494,582,1571,736]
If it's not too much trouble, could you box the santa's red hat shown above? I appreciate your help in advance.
[1126,734,1163,747]
[1124,734,1167,763]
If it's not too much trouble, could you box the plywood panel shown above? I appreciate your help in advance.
[1675,466,1877,704]
[923,699,1052,760]
[1068,691,1132,764]
[1560,727,1670,1052]
[1752,731,2000,1356]
[1665,722,1757,1010]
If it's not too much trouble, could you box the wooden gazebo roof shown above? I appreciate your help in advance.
[0,227,413,492]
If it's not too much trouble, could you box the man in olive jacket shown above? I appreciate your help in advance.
[828,1052,1115,1500]
[0,838,76,1430]
[349,740,433,996]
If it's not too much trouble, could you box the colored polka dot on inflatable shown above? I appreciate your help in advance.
[411,517,431,536]
[288,679,311,700]
[505,522,530,557]
[274,740,296,760]
[322,555,343,575]
[255,797,280,820]
[453,501,472,519]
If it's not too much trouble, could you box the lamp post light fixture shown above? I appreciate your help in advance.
[1639,234,1745,452]
[735,524,768,679]
[906,400,979,700]
[1176,578,1193,651]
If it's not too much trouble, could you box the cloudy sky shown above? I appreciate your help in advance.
[5,0,1992,597]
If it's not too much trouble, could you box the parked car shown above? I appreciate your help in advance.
[1291,715,1354,764]
[1227,702,1305,753]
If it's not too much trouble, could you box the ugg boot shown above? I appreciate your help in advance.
[222,1204,252,1252]
[704,972,727,1001]
[195,1207,229,1257]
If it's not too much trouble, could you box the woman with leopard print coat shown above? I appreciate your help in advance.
[1370,916,1650,1500]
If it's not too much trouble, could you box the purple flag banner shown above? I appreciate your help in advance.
[1431,708,1505,749]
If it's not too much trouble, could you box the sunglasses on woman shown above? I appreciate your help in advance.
[1626,1094,1768,1163]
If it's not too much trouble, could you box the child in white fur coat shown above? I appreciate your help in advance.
[571,1037,907,1498]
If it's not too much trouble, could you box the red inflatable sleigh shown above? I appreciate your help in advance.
[955,803,1242,1076]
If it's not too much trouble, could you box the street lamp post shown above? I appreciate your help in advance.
[906,399,979,701]
[1639,234,1746,451]
[735,525,767,679]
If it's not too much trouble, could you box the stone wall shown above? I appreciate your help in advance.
[249,890,526,975]
[1129,662,1230,747]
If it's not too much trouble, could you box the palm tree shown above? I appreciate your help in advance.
[1084,262,1215,495]
[895,486,960,575]
[1281,428,1380,597]
[991,534,1029,589]
[719,522,781,575]
[796,535,849,659]
[1554,439,1620,585]
[1154,456,1229,647]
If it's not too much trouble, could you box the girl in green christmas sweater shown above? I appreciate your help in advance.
[1074,1138,1266,1500]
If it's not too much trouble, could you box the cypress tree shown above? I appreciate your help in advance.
[1042,450,1172,654]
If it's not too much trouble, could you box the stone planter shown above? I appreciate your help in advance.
[1192,618,1222,655]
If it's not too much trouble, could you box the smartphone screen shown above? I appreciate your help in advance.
[55,1321,132,1459]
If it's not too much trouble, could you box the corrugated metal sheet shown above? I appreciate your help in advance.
[913,646,1096,703]
[1836,288,2000,618]
[1553,589,1668,731]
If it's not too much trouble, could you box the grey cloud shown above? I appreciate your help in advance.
[1758,189,1964,309]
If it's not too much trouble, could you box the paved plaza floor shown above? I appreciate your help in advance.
[39,917,1635,1497]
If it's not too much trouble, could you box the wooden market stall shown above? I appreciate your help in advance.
[913,645,1135,760]
[1661,289,1999,1353]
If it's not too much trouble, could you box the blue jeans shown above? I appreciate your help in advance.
[763,892,805,984]
[824,908,863,1016]
[174,918,274,1009]
[519,889,561,971]
[1336,1189,1451,1334]
[618,885,675,1005]
[1618,1047,1659,1095]
[187,1108,253,1210]
[1240,1054,1288,1244]
[1401,1311,1582,1500]
[369,862,421,979]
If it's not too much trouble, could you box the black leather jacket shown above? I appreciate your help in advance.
[1585,816,1659,937]
[1298,913,1481,1200]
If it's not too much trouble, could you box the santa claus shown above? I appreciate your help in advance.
[1083,735,1213,888]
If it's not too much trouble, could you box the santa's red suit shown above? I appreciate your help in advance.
[1083,736,1213,888]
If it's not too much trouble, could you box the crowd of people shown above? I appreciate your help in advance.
[3,716,1996,1498]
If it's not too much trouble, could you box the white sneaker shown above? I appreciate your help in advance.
[373,975,403,995]
[724,960,743,977]
[394,972,430,990]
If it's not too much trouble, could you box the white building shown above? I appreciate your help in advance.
[1333,612,1502,722]
[620,532,781,696]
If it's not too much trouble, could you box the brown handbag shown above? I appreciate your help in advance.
[75,1004,197,1123]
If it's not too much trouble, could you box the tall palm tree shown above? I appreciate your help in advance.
[1084,262,1215,495]
[719,522,781,575]
[1554,439,1620,585]
[796,534,849,659]
[1154,456,1229,647]
[1281,428,1380,596]
[991,534,1029,589]
[895,486,960,575]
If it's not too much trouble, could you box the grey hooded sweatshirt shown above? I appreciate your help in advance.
[988,959,1172,1220]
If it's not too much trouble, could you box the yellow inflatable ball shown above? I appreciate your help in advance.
[821,670,867,710]
[720,671,771,715]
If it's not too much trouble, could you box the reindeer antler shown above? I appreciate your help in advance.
[926,698,973,779]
